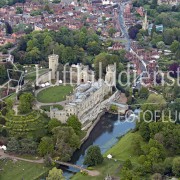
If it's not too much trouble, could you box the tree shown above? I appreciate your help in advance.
[67,115,82,135]
[162,123,180,155]
[25,47,41,64]
[147,139,166,163]
[128,26,139,39]
[47,167,64,180]
[132,135,143,155]
[84,145,103,166]
[170,40,180,59]
[19,138,38,155]
[163,29,175,45]
[142,94,166,113]
[164,158,173,174]
[152,173,163,180]
[53,126,80,161]
[172,157,180,177]
[5,22,13,34]
[169,98,180,123]
[38,137,54,156]
[18,93,34,114]
[48,118,62,132]
[94,52,121,79]
[156,41,165,51]
[139,122,151,141]
[108,27,116,37]
[87,41,101,55]
[0,65,8,85]
[169,63,180,78]
[151,0,157,8]
[121,167,140,180]
[170,40,180,53]
[16,7,23,14]
[27,38,39,52]
[123,159,132,169]
[44,35,53,48]
[7,137,20,153]
[139,87,149,99]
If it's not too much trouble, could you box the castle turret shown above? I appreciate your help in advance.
[48,53,59,80]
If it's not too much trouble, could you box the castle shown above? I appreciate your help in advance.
[50,63,116,123]
[37,53,117,124]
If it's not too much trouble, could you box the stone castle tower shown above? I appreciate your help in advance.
[105,63,116,86]
[142,11,148,30]
[48,53,59,80]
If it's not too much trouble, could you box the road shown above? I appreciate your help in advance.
[118,2,131,51]
[117,2,148,89]
[0,150,44,164]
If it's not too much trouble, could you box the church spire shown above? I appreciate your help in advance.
[142,10,148,30]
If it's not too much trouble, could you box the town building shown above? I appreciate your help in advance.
[157,0,180,5]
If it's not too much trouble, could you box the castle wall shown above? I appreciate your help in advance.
[37,72,50,84]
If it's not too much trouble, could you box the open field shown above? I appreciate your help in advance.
[0,159,49,180]
[37,85,73,103]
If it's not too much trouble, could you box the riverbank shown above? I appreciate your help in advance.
[71,131,140,180]
[80,110,106,145]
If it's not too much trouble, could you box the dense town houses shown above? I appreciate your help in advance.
[0,0,119,46]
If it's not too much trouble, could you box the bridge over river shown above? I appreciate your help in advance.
[53,160,100,176]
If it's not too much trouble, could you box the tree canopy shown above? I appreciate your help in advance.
[18,92,34,114]
[52,126,80,161]
[67,115,82,136]
[47,167,64,180]
[84,145,103,166]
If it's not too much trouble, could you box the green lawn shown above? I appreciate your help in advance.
[104,132,144,164]
[72,159,121,180]
[37,85,73,103]
[72,132,144,180]
[0,159,49,180]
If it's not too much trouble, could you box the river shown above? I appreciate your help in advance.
[62,112,136,179]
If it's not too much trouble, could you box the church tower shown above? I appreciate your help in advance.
[48,53,59,80]
[142,10,148,30]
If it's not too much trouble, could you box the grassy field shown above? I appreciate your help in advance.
[37,85,73,103]
[72,132,143,180]
[104,132,144,164]
[0,159,49,180]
